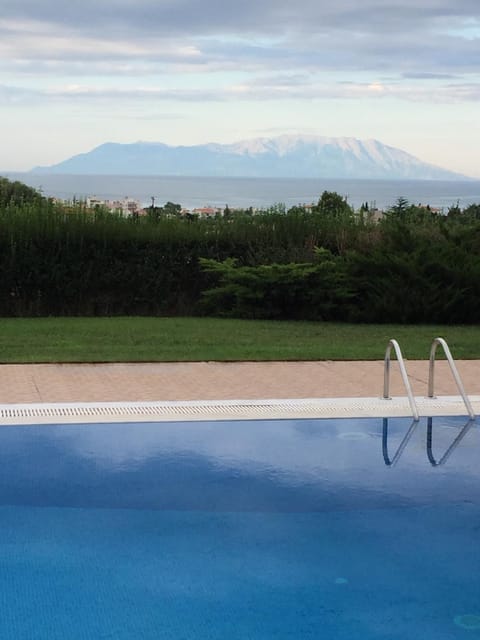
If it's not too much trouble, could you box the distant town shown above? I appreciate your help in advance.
[59,194,445,222]
[85,195,249,219]
[82,195,311,219]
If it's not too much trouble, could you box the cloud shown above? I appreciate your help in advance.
[0,83,40,105]
[2,3,480,48]
[1,1,479,106]
[3,77,480,107]
[402,72,458,79]
[2,1,479,37]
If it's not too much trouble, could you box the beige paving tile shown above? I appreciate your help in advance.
[0,360,477,404]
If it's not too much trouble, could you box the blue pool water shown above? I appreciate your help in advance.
[0,416,479,639]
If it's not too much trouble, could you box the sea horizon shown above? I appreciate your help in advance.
[3,172,480,212]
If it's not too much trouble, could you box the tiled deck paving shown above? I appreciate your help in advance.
[0,360,477,404]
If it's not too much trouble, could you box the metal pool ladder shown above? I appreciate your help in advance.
[428,337,475,420]
[383,339,419,421]
[383,337,475,421]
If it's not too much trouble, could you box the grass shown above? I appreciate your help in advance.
[0,317,479,363]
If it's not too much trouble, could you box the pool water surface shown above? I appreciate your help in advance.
[0,416,478,639]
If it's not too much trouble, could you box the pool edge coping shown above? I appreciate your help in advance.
[0,395,478,425]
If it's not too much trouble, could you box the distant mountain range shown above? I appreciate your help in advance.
[31,135,469,180]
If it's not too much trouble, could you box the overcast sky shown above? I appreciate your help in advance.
[1,0,479,176]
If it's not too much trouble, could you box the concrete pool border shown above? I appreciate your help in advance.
[0,360,478,424]
[0,395,479,425]
[0,360,478,404]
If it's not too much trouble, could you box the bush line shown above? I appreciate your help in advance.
[1,177,480,322]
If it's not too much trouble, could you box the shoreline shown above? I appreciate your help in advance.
[3,173,480,212]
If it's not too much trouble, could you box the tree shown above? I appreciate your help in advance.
[463,203,480,219]
[447,201,462,217]
[314,191,353,219]
[163,201,182,217]
[0,177,45,207]
[388,196,410,217]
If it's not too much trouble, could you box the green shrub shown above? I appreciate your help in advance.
[198,249,352,320]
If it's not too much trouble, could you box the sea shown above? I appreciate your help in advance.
[3,173,480,211]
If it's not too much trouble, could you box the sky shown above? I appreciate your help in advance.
[1,0,479,176]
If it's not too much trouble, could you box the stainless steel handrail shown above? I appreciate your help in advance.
[383,339,419,421]
[428,337,475,419]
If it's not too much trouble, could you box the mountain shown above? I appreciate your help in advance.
[31,135,469,180]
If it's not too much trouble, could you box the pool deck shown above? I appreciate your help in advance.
[0,360,477,404]
[0,360,478,424]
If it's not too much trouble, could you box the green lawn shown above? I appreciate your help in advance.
[0,317,478,363]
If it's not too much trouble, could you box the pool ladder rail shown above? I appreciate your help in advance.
[383,336,476,421]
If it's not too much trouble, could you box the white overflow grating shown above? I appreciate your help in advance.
[0,396,478,425]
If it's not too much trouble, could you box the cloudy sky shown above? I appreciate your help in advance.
[1,0,479,176]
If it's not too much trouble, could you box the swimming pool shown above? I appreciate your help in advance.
[0,416,478,639]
